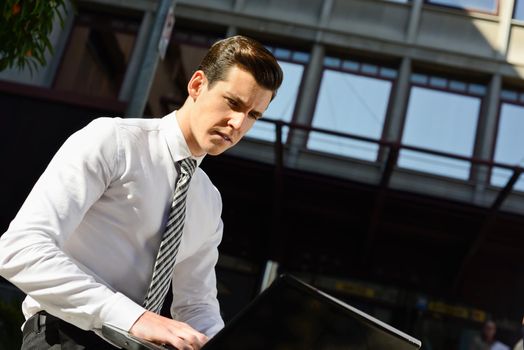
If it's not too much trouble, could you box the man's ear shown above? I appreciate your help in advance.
[187,70,206,101]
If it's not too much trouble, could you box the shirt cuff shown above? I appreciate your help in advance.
[99,292,146,331]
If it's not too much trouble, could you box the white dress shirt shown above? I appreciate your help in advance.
[0,111,225,337]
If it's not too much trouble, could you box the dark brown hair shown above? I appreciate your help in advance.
[198,35,283,98]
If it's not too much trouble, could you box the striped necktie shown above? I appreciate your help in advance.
[143,157,197,313]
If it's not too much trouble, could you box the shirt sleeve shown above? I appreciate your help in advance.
[170,219,225,337]
[0,118,145,331]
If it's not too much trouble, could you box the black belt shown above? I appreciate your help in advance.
[22,310,120,349]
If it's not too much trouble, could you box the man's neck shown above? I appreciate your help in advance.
[175,102,204,157]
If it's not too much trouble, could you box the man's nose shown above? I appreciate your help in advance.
[228,111,246,130]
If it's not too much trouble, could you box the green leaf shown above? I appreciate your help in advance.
[0,0,71,72]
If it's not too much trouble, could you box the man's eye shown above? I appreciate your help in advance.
[249,113,261,120]
[226,98,238,107]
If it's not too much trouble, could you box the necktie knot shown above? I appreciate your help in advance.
[179,158,197,177]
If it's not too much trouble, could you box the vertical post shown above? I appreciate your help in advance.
[274,121,284,171]
[471,74,501,203]
[119,11,153,102]
[126,0,174,118]
[286,44,325,167]
[285,0,332,167]
[268,121,284,264]
[406,0,423,44]
[379,56,412,163]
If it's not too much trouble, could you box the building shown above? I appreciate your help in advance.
[2,0,524,348]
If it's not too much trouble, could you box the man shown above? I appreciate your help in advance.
[470,320,510,350]
[0,35,283,349]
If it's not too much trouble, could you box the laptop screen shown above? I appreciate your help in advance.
[203,274,421,350]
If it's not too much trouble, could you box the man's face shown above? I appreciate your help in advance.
[482,321,496,341]
[184,65,273,156]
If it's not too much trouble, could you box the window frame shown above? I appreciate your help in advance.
[489,87,524,191]
[424,0,500,16]
[399,72,487,180]
[307,54,399,162]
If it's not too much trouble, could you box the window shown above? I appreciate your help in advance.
[426,0,497,13]
[398,74,484,179]
[514,0,524,20]
[54,9,140,99]
[307,57,396,161]
[150,29,224,116]
[245,46,308,143]
[491,89,524,191]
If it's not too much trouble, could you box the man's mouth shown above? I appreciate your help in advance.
[216,131,232,143]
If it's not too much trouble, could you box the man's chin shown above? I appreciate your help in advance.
[203,137,236,156]
[206,146,230,156]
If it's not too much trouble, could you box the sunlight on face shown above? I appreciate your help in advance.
[186,66,273,156]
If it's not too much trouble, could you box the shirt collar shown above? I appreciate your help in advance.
[160,110,205,167]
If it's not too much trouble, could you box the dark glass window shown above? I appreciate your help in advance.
[150,29,224,117]
[54,10,140,99]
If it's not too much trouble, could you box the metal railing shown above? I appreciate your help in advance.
[256,118,523,196]
[253,118,524,291]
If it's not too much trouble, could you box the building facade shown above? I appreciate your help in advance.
[2,0,524,348]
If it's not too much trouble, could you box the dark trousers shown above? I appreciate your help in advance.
[21,311,119,350]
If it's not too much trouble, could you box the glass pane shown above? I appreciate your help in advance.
[399,150,471,179]
[514,0,524,20]
[342,60,359,72]
[292,51,310,63]
[429,76,447,89]
[491,103,524,191]
[449,80,467,92]
[427,0,497,13]
[54,13,139,99]
[274,48,291,60]
[501,89,518,101]
[411,73,428,85]
[245,61,304,142]
[149,35,221,117]
[398,87,480,179]
[308,70,392,161]
[468,84,486,96]
[380,67,397,79]
[361,64,378,75]
[324,57,341,68]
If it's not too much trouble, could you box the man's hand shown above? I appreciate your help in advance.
[130,311,209,350]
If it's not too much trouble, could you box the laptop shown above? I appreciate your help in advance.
[102,274,422,349]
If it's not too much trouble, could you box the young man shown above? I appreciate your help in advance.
[0,35,283,349]
[470,320,510,350]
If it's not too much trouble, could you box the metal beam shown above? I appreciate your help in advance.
[269,121,285,262]
[80,0,157,11]
[362,144,400,264]
[453,168,522,292]
[126,0,174,117]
